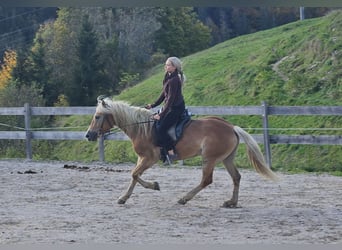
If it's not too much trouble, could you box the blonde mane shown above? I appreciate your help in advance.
[97,98,153,138]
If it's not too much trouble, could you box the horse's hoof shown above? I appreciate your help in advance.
[177,198,187,205]
[117,198,126,204]
[222,201,237,208]
[153,182,160,191]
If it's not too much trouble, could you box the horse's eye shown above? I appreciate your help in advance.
[95,116,100,120]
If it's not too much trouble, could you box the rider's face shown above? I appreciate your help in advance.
[164,60,176,73]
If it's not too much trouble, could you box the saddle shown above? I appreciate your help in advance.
[152,108,192,149]
[168,108,192,142]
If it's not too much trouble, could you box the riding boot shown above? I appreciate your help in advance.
[160,148,167,163]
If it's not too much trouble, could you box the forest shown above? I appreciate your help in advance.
[0,6,333,107]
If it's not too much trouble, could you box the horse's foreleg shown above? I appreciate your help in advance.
[117,156,159,204]
[117,177,160,204]
[137,176,160,190]
[134,156,160,190]
[117,178,138,204]
[178,160,215,205]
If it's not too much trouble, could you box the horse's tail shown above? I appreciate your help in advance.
[233,126,279,181]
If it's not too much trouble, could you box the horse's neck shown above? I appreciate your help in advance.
[112,105,135,133]
[112,104,151,140]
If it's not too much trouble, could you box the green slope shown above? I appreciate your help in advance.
[119,10,341,107]
[32,11,342,174]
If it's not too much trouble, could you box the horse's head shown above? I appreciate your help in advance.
[85,96,115,141]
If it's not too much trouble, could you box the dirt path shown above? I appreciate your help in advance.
[0,159,341,244]
[272,56,290,82]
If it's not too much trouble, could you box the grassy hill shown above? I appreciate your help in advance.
[119,10,341,107]
[10,11,342,174]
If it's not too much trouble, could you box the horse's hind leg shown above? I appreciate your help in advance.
[222,153,241,208]
[178,159,215,205]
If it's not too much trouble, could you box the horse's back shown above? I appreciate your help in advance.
[175,116,238,159]
[190,116,235,131]
[199,116,233,124]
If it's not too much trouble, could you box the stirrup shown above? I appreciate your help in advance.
[165,153,178,166]
[165,154,172,166]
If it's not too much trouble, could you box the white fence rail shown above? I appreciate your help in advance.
[1,102,341,168]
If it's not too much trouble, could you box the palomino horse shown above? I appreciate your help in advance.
[86,97,278,207]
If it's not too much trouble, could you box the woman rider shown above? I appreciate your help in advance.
[146,57,186,163]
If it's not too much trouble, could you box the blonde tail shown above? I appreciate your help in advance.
[233,126,279,181]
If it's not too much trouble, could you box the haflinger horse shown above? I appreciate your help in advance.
[86,96,278,208]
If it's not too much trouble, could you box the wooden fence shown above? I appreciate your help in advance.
[0,101,341,168]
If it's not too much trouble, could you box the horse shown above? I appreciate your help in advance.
[86,96,278,208]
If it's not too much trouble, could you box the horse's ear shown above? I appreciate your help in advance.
[97,95,109,108]
[97,95,107,102]
[102,100,107,107]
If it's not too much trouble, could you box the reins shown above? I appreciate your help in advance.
[104,118,155,136]
[124,118,155,127]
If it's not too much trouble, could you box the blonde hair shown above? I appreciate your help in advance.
[167,56,186,84]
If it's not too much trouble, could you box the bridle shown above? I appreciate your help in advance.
[96,113,115,136]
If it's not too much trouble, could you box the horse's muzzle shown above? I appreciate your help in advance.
[85,131,98,141]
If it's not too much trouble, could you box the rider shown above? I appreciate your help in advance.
[146,56,186,163]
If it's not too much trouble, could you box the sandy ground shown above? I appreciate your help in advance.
[0,159,341,245]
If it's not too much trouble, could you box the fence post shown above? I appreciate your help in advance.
[24,103,32,160]
[261,101,272,168]
[98,135,105,162]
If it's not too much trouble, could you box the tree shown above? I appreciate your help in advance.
[114,7,162,70]
[0,50,17,89]
[195,7,234,44]
[68,15,108,106]
[155,7,211,57]
[0,7,57,59]
[21,31,57,105]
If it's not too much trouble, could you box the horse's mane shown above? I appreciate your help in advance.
[97,98,153,138]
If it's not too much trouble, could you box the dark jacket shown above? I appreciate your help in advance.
[151,71,184,118]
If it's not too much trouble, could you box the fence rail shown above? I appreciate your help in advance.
[0,102,341,168]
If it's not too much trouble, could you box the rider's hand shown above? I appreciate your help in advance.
[153,114,160,120]
[145,104,152,109]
